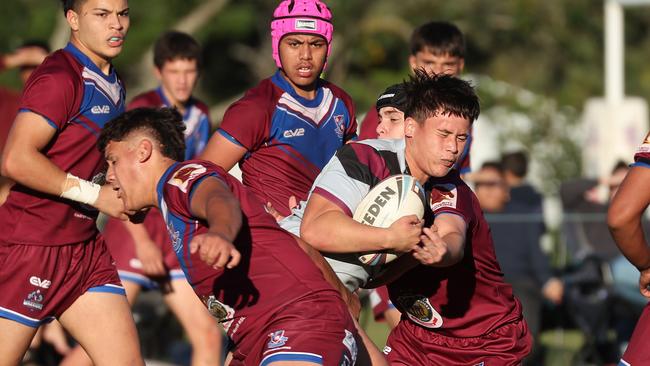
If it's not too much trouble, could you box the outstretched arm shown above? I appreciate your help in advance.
[608,166,650,297]
[188,176,242,269]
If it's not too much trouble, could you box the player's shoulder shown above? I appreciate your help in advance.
[191,97,211,116]
[166,160,224,192]
[127,90,160,109]
[428,172,472,212]
[28,50,81,86]
[321,79,352,99]
[224,77,279,117]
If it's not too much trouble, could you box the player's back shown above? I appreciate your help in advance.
[157,160,336,342]
[0,44,125,245]
[218,72,357,216]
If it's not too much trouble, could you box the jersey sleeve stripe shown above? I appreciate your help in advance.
[18,108,58,130]
[313,187,353,216]
[217,129,246,148]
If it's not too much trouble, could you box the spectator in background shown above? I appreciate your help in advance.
[474,161,563,366]
[0,42,49,205]
[562,161,646,361]
[358,21,471,175]
[501,151,544,212]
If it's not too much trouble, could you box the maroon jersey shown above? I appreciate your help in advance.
[217,71,357,216]
[633,131,650,168]
[313,139,522,338]
[0,43,126,245]
[156,160,335,343]
[389,172,521,337]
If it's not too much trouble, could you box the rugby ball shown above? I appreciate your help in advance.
[353,174,426,266]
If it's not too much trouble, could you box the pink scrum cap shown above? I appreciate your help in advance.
[270,0,334,69]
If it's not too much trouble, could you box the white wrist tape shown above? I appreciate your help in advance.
[60,173,101,205]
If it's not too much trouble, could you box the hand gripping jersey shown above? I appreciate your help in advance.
[311,138,523,338]
[156,160,336,343]
[0,43,126,245]
[217,71,357,217]
[128,88,211,160]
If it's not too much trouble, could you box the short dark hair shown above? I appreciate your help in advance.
[481,161,504,173]
[61,0,85,16]
[98,108,186,161]
[402,70,479,124]
[153,31,202,70]
[410,21,465,58]
[501,151,528,178]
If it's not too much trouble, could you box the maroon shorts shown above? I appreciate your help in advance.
[229,292,359,366]
[103,208,184,289]
[368,286,396,322]
[384,317,532,366]
[620,303,650,365]
[0,235,124,328]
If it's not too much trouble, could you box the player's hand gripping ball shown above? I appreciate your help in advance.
[353,174,426,266]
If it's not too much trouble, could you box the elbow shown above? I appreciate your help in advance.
[0,149,19,179]
[607,203,633,233]
[300,223,327,251]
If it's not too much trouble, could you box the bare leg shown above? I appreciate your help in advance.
[58,291,144,366]
[164,279,224,366]
[0,317,39,366]
[59,281,142,366]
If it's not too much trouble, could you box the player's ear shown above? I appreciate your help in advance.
[408,55,417,72]
[66,9,80,32]
[404,117,417,138]
[137,138,154,163]
[153,66,163,81]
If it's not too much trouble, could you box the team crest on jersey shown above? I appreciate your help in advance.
[334,114,345,138]
[397,295,443,329]
[205,295,235,326]
[267,330,289,349]
[23,290,44,311]
[429,183,458,211]
[168,164,207,193]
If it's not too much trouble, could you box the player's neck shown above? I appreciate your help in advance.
[70,38,112,74]
[160,87,187,114]
[279,70,317,100]
[404,152,429,185]
[151,159,177,208]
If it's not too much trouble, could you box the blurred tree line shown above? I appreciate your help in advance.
[3,0,650,191]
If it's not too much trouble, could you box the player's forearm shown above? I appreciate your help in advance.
[437,232,465,267]
[301,211,391,253]
[204,194,242,242]
[610,219,650,270]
